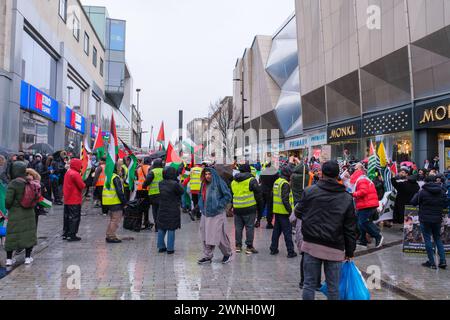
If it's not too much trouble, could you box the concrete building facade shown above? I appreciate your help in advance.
[296,0,450,169]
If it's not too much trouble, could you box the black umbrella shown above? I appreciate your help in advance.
[0,146,14,158]
[148,150,166,160]
[28,143,54,155]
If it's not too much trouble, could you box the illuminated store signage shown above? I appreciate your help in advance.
[328,120,361,142]
[20,81,59,122]
[65,107,86,134]
[416,101,450,129]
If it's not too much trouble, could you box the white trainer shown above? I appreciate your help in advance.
[6,258,16,266]
[24,257,34,265]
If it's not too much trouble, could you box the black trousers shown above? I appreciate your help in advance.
[191,194,200,218]
[51,180,61,202]
[270,214,295,254]
[152,203,160,231]
[261,191,274,224]
[63,205,81,237]
[137,191,150,225]
[7,248,32,259]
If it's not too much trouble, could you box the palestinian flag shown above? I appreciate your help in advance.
[105,114,119,189]
[80,141,92,181]
[93,126,105,160]
[119,137,138,192]
[157,122,166,151]
[166,142,182,170]
[38,196,52,209]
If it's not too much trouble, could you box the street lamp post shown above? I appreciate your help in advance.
[233,74,248,158]
[136,89,142,148]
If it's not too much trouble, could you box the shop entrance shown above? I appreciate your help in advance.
[438,133,450,172]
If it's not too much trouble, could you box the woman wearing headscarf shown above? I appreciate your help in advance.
[197,167,233,265]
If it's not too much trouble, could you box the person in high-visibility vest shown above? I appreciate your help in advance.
[183,164,204,221]
[136,157,152,230]
[270,165,297,258]
[250,165,257,178]
[92,157,107,214]
[143,158,164,232]
[231,164,263,255]
[103,162,127,244]
[119,158,130,202]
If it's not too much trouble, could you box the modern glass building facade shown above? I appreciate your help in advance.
[295,0,450,168]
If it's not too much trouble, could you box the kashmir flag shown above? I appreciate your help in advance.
[93,126,105,160]
[166,142,182,170]
[157,122,166,151]
[105,115,119,189]
[119,137,138,192]
[368,140,380,181]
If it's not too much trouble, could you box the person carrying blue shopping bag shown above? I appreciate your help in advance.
[295,161,357,300]
[320,261,371,300]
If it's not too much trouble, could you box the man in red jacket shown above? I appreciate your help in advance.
[351,163,384,249]
[63,158,86,242]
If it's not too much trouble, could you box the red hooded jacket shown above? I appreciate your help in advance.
[350,170,379,210]
[63,159,86,205]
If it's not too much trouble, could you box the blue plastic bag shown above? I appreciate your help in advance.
[320,261,371,300]
[0,225,6,237]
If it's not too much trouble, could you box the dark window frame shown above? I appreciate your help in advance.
[100,58,104,77]
[72,14,80,41]
[84,32,90,56]
[58,0,67,22]
[92,46,97,67]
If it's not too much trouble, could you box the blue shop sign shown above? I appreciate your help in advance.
[65,107,86,134]
[20,81,59,122]
[309,132,327,146]
[285,137,309,151]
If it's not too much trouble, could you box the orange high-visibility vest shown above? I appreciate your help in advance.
[96,164,106,187]
[136,165,150,191]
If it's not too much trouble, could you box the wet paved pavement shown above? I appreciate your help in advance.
[0,203,409,300]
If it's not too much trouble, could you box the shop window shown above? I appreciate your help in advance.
[21,112,50,152]
[363,132,413,163]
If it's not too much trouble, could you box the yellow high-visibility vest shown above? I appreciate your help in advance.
[231,178,256,209]
[273,178,293,215]
[102,174,124,206]
[122,165,129,187]
[190,167,203,192]
[148,168,163,196]
[250,166,257,177]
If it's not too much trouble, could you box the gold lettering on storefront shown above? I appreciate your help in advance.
[419,105,450,124]
[330,126,356,139]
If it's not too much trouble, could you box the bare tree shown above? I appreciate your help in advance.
[208,97,238,164]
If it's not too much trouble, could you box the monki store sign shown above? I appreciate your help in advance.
[327,120,361,143]
[416,102,450,129]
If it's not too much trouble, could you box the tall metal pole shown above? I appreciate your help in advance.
[179,110,183,156]
[136,89,142,148]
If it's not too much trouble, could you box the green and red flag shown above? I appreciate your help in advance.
[80,140,92,181]
[166,142,182,170]
[157,122,166,151]
[93,126,105,160]
[119,137,138,192]
[105,114,119,189]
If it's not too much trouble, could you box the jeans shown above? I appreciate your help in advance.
[302,253,342,300]
[234,213,256,247]
[420,222,447,266]
[157,229,175,252]
[357,208,381,244]
[261,191,273,224]
[270,214,295,254]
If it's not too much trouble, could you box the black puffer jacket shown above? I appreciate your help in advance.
[231,172,263,216]
[391,176,420,206]
[410,182,447,224]
[291,164,308,203]
[157,167,184,230]
[295,178,357,258]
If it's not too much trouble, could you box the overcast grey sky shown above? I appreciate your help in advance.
[83,0,294,147]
